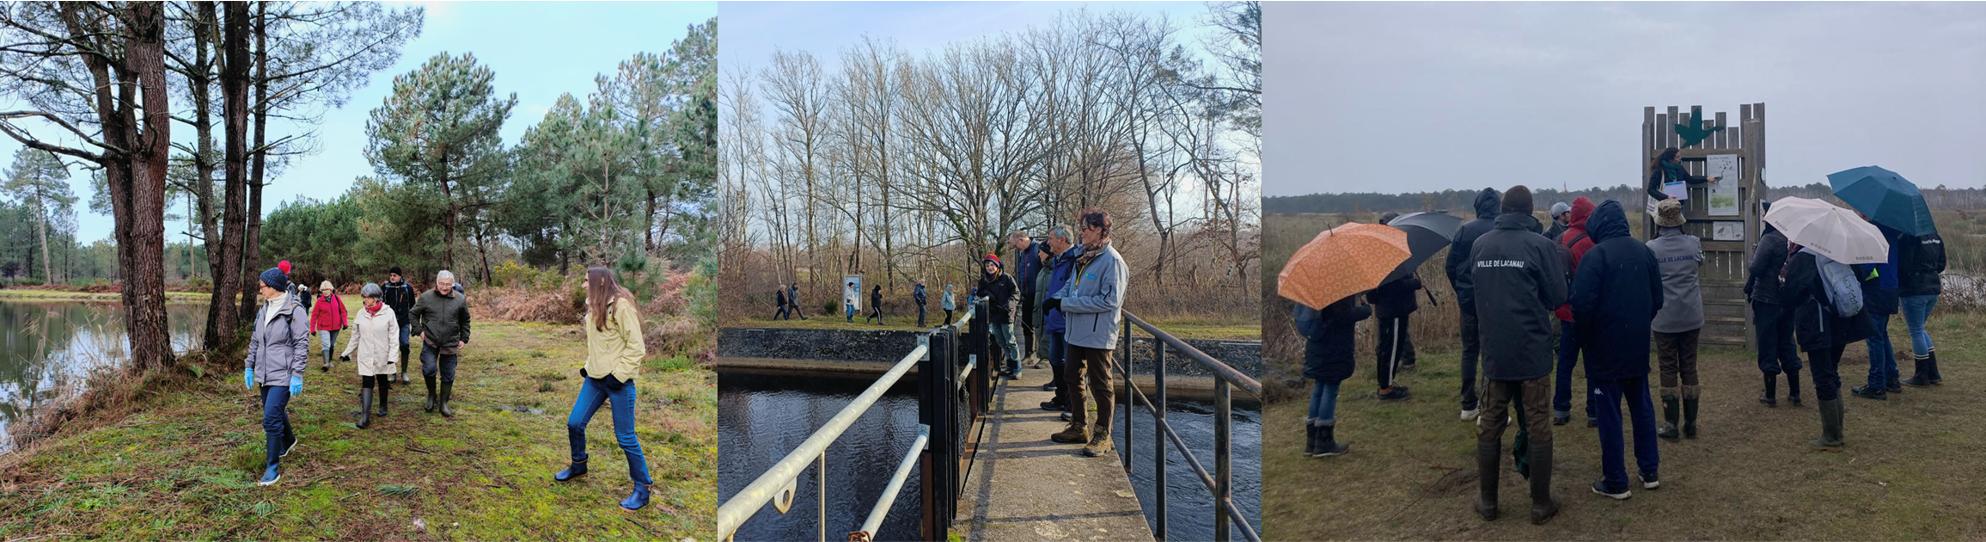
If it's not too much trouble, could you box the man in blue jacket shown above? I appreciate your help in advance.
[1569,200,1663,500]
[1008,231,1045,367]
[1445,187,1500,422]
[1852,223,1904,400]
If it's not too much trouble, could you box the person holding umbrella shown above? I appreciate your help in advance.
[1454,186,1565,524]
[1747,201,1804,407]
[1366,211,1442,401]
[1280,221,1410,458]
[1827,166,1944,390]
[1445,187,1500,422]
[1767,197,1882,451]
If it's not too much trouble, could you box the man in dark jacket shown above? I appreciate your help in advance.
[1446,187,1500,421]
[1544,202,1571,245]
[1008,232,1044,367]
[1453,185,1564,525]
[788,283,807,320]
[978,255,1021,377]
[1745,207,1802,406]
[410,270,471,417]
[382,266,418,384]
[1570,200,1664,499]
[1898,231,1946,386]
[775,287,791,320]
[1852,223,1904,400]
[1551,197,1598,427]
[1782,245,1875,451]
[1369,213,1419,401]
[914,281,929,327]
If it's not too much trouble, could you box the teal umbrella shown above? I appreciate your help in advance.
[1827,166,1936,236]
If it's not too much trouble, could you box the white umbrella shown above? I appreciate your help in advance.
[1764,197,1889,264]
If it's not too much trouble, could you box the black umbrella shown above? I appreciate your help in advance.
[1380,211,1463,285]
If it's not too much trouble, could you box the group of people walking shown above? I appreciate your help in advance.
[242,262,657,510]
[1301,175,1949,525]
[772,277,954,328]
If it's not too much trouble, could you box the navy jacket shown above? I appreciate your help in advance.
[1570,201,1663,380]
[1456,211,1567,381]
[1445,188,1501,311]
[1301,296,1370,383]
[1015,241,1044,298]
[1366,274,1421,319]
[1858,224,1902,315]
[1745,227,1791,305]
[1898,232,1946,297]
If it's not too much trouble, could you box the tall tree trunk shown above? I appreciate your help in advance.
[35,196,49,283]
[237,3,268,326]
[118,2,175,369]
[206,1,250,349]
[191,2,220,284]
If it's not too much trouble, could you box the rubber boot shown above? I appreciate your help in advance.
[1314,421,1348,457]
[439,380,456,418]
[1657,393,1681,441]
[1809,399,1844,451]
[1928,351,1943,385]
[1682,386,1700,439]
[1474,438,1500,521]
[1786,369,1804,406]
[1903,355,1932,387]
[621,484,652,511]
[357,389,373,429]
[397,345,411,384]
[554,459,588,481]
[423,373,438,413]
[1759,373,1778,407]
[1304,423,1319,457]
[376,384,389,417]
[1528,444,1560,525]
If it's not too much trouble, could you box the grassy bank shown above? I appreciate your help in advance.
[1263,312,1986,540]
[734,314,1259,341]
[0,311,715,540]
[0,289,210,303]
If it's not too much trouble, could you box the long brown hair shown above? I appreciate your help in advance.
[586,267,637,332]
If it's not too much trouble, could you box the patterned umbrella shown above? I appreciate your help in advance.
[1278,222,1411,310]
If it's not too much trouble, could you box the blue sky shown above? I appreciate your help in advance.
[0,1,717,245]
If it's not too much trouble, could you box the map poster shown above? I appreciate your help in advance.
[1707,154,1740,216]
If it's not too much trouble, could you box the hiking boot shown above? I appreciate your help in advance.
[1658,394,1681,442]
[1885,382,1904,394]
[620,484,652,511]
[1313,422,1348,457]
[554,460,588,481]
[439,381,456,418]
[1850,385,1887,401]
[1586,415,1598,428]
[1041,382,1057,392]
[1640,471,1660,490]
[1903,356,1934,387]
[357,389,373,430]
[1060,412,1072,422]
[1592,480,1632,500]
[1810,399,1844,452]
[1040,400,1066,411]
[423,374,438,413]
[1377,386,1412,402]
[1082,432,1116,457]
[1552,411,1570,426]
[1050,423,1089,444]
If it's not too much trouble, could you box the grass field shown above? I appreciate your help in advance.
[1263,312,1986,541]
[0,298,715,541]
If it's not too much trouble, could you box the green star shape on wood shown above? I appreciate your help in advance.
[1673,105,1725,148]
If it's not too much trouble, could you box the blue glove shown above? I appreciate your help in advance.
[245,368,254,389]
[289,376,303,397]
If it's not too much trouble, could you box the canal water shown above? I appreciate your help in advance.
[717,369,1263,542]
[0,300,207,452]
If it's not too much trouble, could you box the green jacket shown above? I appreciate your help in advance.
[410,288,471,350]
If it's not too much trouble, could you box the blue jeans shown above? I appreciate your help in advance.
[259,385,296,468]
[421,346,460,383]
[1047,331,1068,404]
[398,324,411,350]
[1309,380,1342,423]
[1592,376,1660,490]
[991,323,1019,371]
[1552,319,1593,419]
[845,304,857,321]
[1901,295,1938,358]
[567,376,652,485]
[318,330,340,366]
[1865,311,1897,388]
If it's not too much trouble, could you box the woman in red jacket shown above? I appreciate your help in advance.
[310,280,350,372]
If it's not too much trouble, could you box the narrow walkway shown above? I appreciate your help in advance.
[952,364,1154,542]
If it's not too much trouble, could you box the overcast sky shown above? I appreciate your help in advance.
[0,1,717,244]
[1263,2,1986,197]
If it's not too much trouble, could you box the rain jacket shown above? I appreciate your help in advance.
[1053,242,1127,350]
[1858,224,1903,315]
[1301,296,1369,383]
[245,294,310,387]
[978,271,1018,325]
[942,286,956,311]
[1366,275,1421,319]
[1044,245,1078,333]
[1898,232,1946,297]
[1015,240,1044,299]
[1456,211,1568,381]
[382,280,417,326]
[1571,201,1664,380]
[1445,188,1502,312]
[340,303,403,377]
[1647,226,1705,333]
[1745,227,1791,305]
[1783,248,1875,352]
[913,284,927,307]
[311,293,349,332]
[410,287,472,352]
[1554,197,1598,322]
[583,296,645,385]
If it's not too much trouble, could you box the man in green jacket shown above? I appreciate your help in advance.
[411,270,471,417]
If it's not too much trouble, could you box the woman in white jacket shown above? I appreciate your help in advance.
[340,283,403,429]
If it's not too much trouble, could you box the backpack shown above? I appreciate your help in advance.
[1812,251,1864,318]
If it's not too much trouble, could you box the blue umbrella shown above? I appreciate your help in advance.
[1827,166,1936,236]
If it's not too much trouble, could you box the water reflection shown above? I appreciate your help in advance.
[0,300,207,452]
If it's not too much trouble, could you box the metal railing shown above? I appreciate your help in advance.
[1115,311,1263,542]
[718,299,989,542]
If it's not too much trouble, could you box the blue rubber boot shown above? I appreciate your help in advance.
[620,484,652,511]
[258,464,281,486]
[554,460,588,482]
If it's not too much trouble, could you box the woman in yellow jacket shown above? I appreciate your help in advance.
[552,267,652,511]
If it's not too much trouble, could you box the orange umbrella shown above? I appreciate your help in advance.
[1278,222,1411,310]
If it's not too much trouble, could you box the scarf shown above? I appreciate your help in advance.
[1076,239,1110,267]
[366,301,384,317]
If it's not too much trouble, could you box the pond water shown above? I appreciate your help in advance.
[0,300,207,452]
[717,369,1262,542]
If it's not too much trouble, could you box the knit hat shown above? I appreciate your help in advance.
[278,260,292,274]
[260,268,289,292]
[1656,199,1686,228]
[389,266,402,275]
[1501,185,1534,215]
[319,280,334,293]
[1550,202,1571,218]
[983,254,1002,269]
[361,282,383,298]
